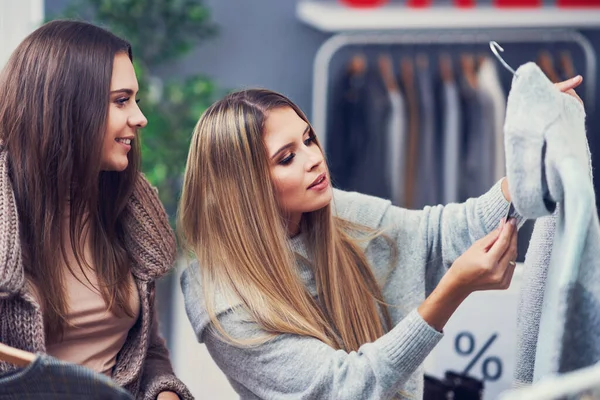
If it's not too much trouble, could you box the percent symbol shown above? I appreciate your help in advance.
[454,331,502,382]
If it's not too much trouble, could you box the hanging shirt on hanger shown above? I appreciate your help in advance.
[328,58,392,199]
[400,57,420,208]
[458,71,480,201]
[415,55,440,209]
[504,62,598,382]
[378,53,407,207]
[354,69,393,199]
[437,54,462,205]
[441,71,461,205]
[327,63,370,192]
[478,57,507,181]
[386,89,407,206]
[513,210,557,387]
[459,55,496,201]
[477,82,497,191]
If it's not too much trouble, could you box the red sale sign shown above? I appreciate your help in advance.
[494,0,542,6]
[339,0,389,7]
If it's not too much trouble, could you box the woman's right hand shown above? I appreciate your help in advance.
[448,218,518,294]
[417,218,518,331]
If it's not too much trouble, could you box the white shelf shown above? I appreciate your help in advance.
[297,2,600,31]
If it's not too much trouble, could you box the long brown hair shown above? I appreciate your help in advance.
[178,89,392,351]
[0,20,140,339]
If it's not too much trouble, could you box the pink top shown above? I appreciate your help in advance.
[30,257,140,377]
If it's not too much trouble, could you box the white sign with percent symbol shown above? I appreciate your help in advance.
[424,265,524,399]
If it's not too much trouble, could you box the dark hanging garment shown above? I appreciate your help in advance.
[415,56,441,208]
[459,72,495,201]
[350,69,392,199]
[400,57,421,209]
[327,66,370,192]
[328,64,391,199]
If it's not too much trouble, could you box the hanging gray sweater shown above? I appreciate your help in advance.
[513,211,557,387]
[181,183,522,399]
[505,63,597,384]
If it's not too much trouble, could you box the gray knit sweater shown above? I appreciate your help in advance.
[506,63,597,384]
[182,181,522,399]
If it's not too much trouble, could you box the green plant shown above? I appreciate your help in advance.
[51,0,219,219]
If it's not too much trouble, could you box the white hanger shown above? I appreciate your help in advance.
[490,41,518,76]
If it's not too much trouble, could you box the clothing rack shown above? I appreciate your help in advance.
[311,29,597,151]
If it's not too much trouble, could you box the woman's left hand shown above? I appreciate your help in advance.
[555,75,584,105]
[157,391,180,400]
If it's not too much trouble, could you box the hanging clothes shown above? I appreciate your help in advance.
[327,60,370,192]
[505,62,598,382]
[513,211,557,387]
[458,56,481,201]
[439,56,462,205]
[378,54,407,207]
[538,51,561,83]
[415,55,440,208]
[459,55,496,200]
[477,82,497,192]
[559,51,576,88]
[386,89,407,206]
[478,54,534,265]
[353,69,393,199]
[0,354,133,399]
[328,58,391,199]
[477,57,507,181]
[400,57,420,208]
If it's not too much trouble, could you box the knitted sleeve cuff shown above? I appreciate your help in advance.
[142,374,194,400]
[477,178,527,234]
[374,309,443,373]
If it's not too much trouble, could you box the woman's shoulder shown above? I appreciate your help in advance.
[180,260,245,343]
[332,188,391,230]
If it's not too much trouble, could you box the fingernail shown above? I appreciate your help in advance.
[510,218,517,226]
[573,75,582,82]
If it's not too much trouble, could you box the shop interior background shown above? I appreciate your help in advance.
[1,0,600,398]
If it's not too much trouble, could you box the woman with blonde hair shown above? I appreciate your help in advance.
[178,84,578,398]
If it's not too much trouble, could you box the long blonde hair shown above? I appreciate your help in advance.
[178,89,392,351]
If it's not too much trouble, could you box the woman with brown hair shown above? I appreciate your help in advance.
[178,84,581,399]
[0,20,190,400]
